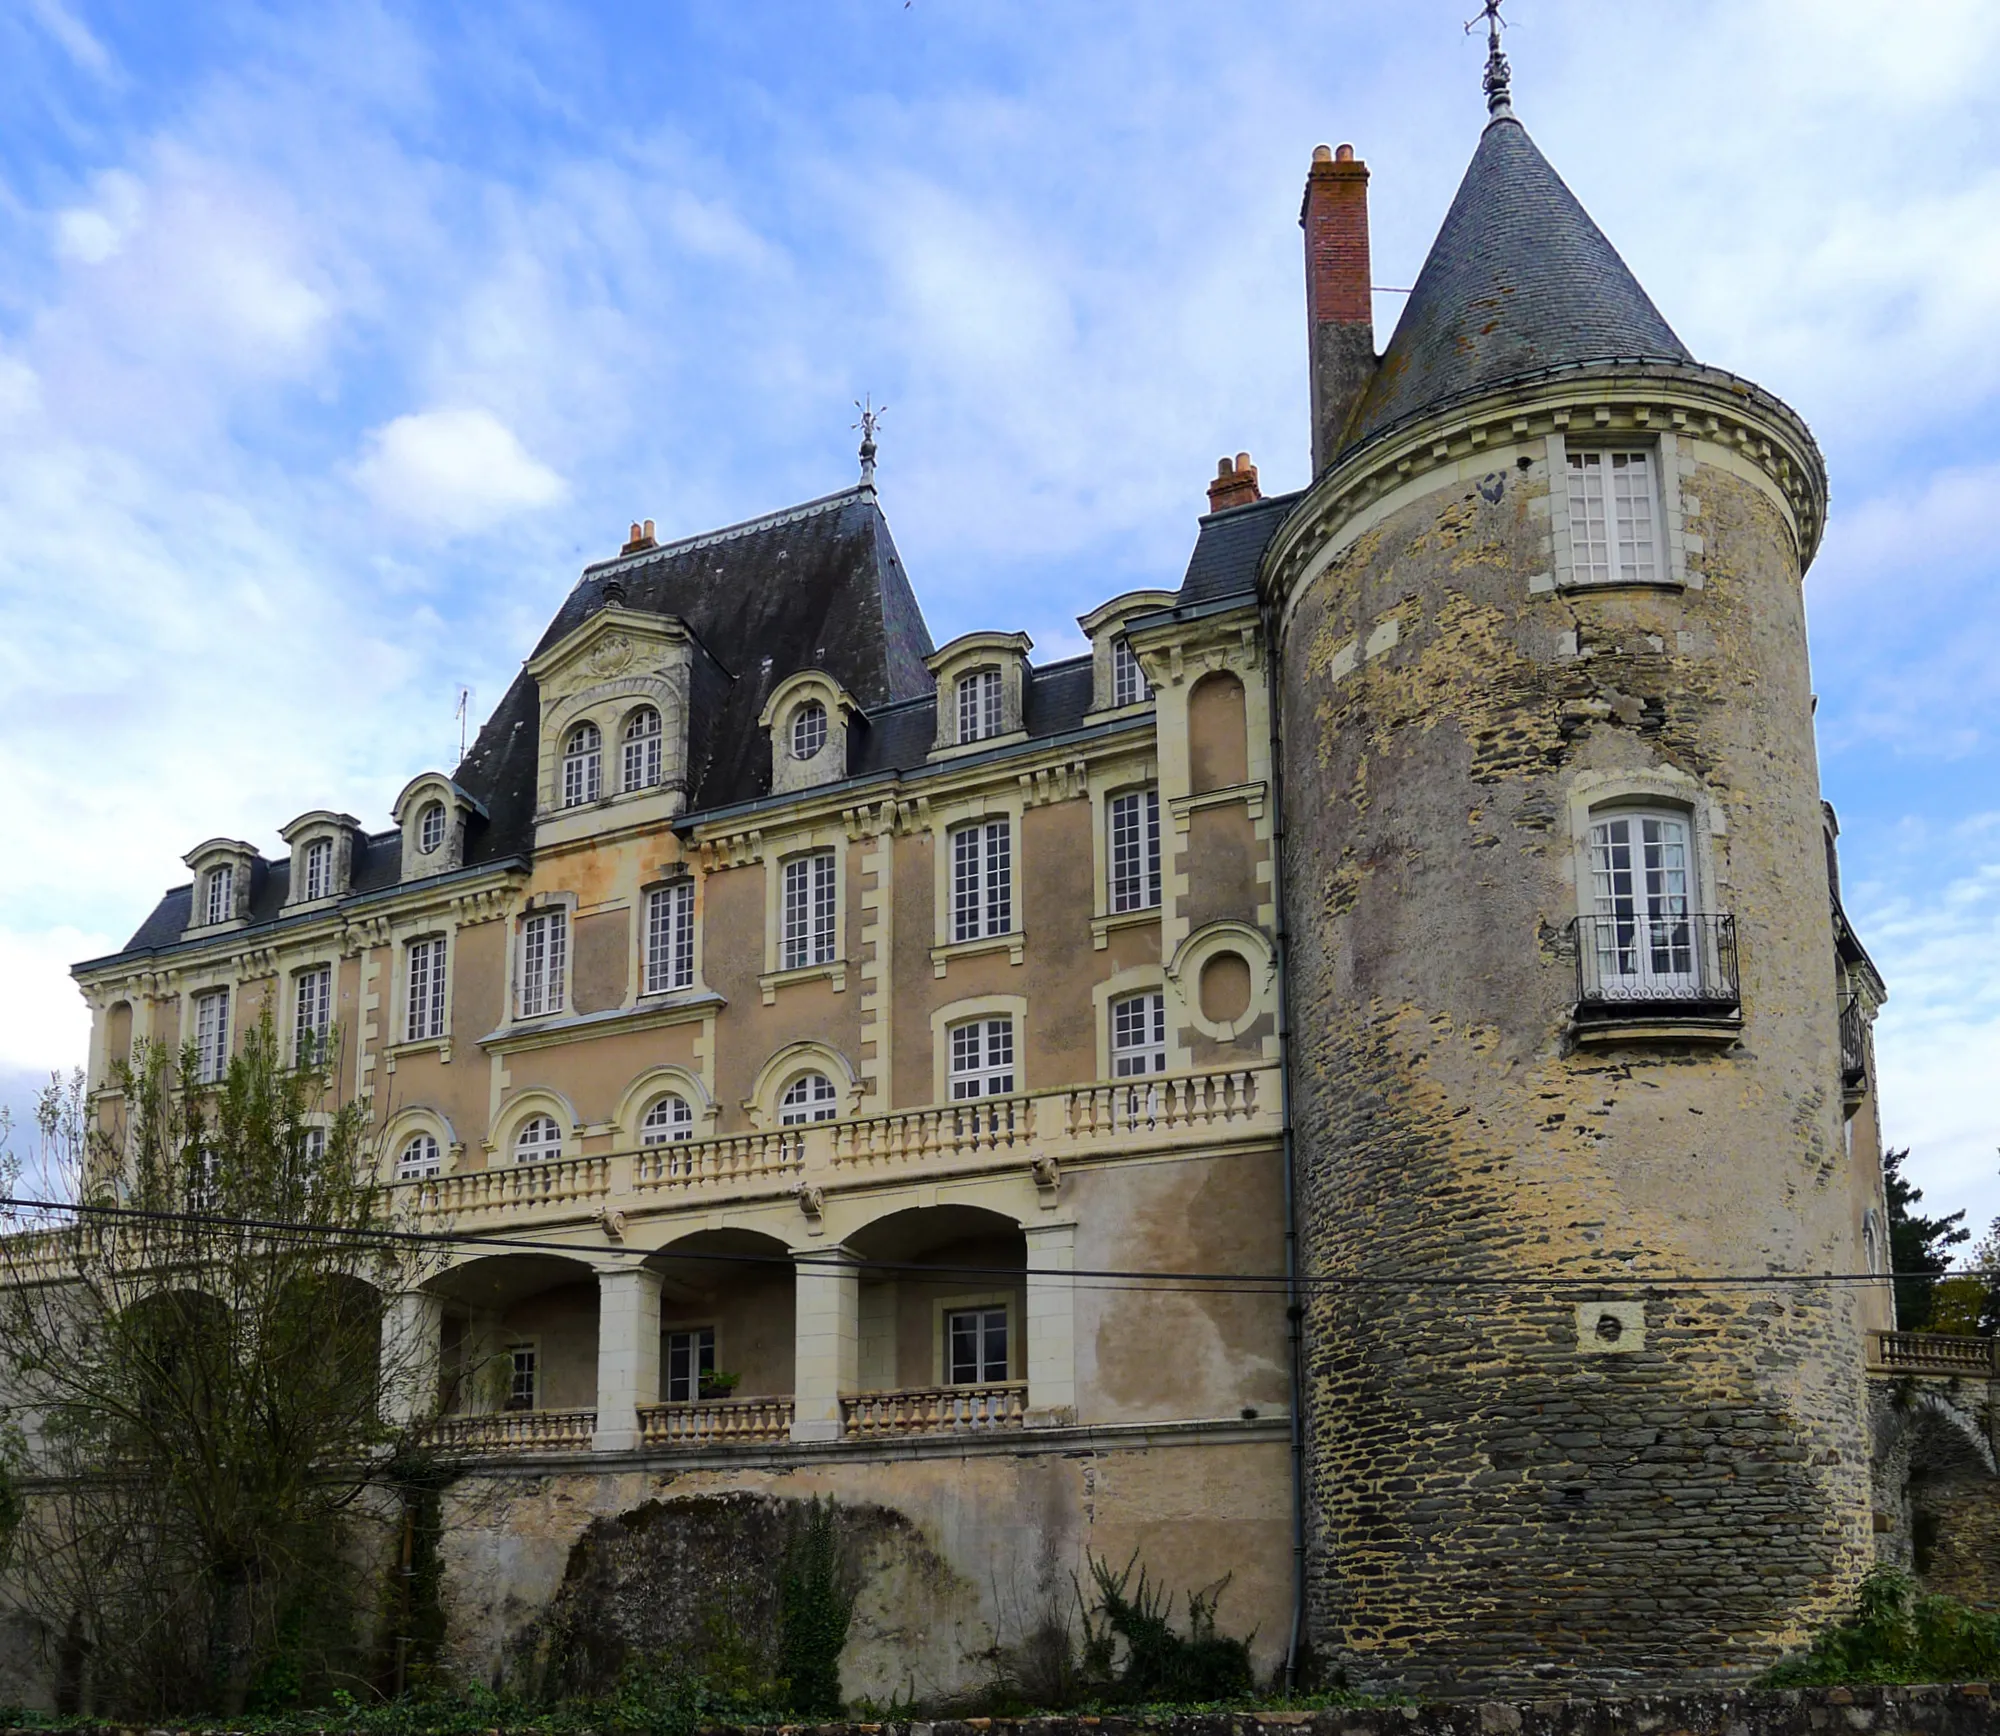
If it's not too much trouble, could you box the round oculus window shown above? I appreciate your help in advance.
[791,700,828,760]
[418,802,446,854]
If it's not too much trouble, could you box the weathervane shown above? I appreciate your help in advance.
[1465,0,1513,118]
[853,394,887,489]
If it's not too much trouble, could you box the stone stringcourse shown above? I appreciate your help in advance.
[12,1693,2000,1736]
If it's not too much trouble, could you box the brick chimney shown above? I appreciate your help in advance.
[621,518,657,556]
[1302,142,1375,475]
[1207,453,1262,513]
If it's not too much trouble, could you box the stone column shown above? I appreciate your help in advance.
[1024,1222,1077,1424]
[592,1264,663,1453]
[791,1249,859,1442]
[381,1290,444,1429]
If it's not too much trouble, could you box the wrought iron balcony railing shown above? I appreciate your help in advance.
[1571,912,1739,1012]
[1840,995,1868,1091]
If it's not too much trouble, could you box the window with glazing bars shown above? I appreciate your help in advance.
[642,1095,693,1144]
[623,707,663,790]
[950,1017,1015,1099]
[1111,991,1167,1077]
[778,1072,838,1124]
[562,722,602,807]
[781,853,837,969]
[302,837,333,901]
[1111,636,1151,707]
[665,1326,716,1402]
[951,820,1012,941]
[513,1115,561,1163]
[193,988,229,1084]
[946,1305,1009,1385]
[204,865,234,926]
[645,882,695,994]
[505,1343,538,1410]
[1587,810,1696,995]
[956,667,1003,743]
[518,911,567,1017]
[396,1133,440,1180]
[1566,450,1659,584]
[406,937,447,1040]
[1108,789,1161,912]
[295,965,332,1060]
[301,1126,326,1165]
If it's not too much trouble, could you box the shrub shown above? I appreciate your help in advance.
[1764,1564,2000,1686]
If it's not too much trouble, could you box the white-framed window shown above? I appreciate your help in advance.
[791,700,828,760]
[302,837,333,901]
[518,910,567,1018]
[1112,635,1151,707]
[945,1305,1009,1385]
[644,883,695,995]
[203,865,234,927]
[294,965,332,1061]
[951,819,1012,941]
[562,722,603,807]
[396,1132,441,1180]
[513,1114,562,1164]
[1586,808,1695,997]
[780,852,838,970]
[665,1326,716,1403]
[1566,450,1659,585]
[1108,789,1162,913]
[622,707,663,791]
[505,1342,538,1411]
[641,1095,693,1145]
[949,1017,1016,1099]
[406,937,447,1041]
[418,802,447,856]
[956,667,1003,743]
[300,1125,326,1166]
[1111,991,1167,1077]
[193,987,230,1084]
[778,1072,838,1125]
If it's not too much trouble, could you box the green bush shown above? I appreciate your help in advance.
[1764,1564,2000,1686]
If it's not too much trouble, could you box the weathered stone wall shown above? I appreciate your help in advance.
[1272,385,1870,1692]
[1869,1375,2000,1606]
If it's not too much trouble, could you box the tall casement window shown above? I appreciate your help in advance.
[780,852,838,970]
[193,988,230,1084]
[1111,991,1167,1077]
[562,722,603,807]
[513,1115,562,1164]
[622,707,663,791]
[505,1343,538,1411]
[518,910,567,1018]
[956,667,1003,743]
[791,700,828,760]
[294,965,332,1060]
[950,1017,1016,1099]
[1108,789,1162,913]
[665,1326,716,1403]
[1566,450,1659,585]
[644,883,696,995]
[405,936,447,1041]
[946,1305,1009,1385]
[418,801,447,856]
[203,865,234,926]
[302,837,333,901]
[951,820,1012,941]
[641,1095,694,1145]
[1112,635,1151,707]
[301,1126,326,1165]
[778,1072,838,1125]
[396,1133,441,1181]
[1586,809,1695,997]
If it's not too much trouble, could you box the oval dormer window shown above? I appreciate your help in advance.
[418,802,446,855]
[791,700,828,761]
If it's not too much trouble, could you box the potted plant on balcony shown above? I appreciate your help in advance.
[698,1369,742,1401]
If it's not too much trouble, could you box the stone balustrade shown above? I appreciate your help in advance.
[637,1397,795,1445]
[427,1408,597,1453]
[1867,1330,2000,1378]
[841,1382,1029,1437]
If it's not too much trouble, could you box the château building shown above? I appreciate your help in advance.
[61,45,1934,1697]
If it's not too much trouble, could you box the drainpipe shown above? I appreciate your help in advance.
[1262,594,1309,1692]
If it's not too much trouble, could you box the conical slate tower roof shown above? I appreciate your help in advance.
[1343,113,1691,451]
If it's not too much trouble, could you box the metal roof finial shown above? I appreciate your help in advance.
[1466,0,1513,119]
[853,394,887,491]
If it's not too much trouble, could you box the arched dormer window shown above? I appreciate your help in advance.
[563,724,603,808]
[418,802,446,855]
[204,864,235,927]
[513,1114,563,1164]
[791,699,828,761]
[623,707,663,791]
[956,668,1003,744]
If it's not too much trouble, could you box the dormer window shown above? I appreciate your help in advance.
[623,707,663,790]
[562,723,602,807]
[301,838,333,900]
[418,803,446,856]
[791,700,828,760]
[1112,637,1151,707]
[957,668,1003,743]
[392,776,482,881]
[204,865,234,927]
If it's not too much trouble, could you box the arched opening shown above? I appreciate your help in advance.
[641,1229,797,1444]
[1188,671,1248,793]
[106,1001,133,1071]
[426,1253,600,1447]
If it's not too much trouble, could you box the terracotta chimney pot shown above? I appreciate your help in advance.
[1207,452,1263,513]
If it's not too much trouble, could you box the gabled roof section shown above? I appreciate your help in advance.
[1343,115,1692,452]
[1176,492,1303,605]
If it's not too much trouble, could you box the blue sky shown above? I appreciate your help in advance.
[1,0,1995,1240]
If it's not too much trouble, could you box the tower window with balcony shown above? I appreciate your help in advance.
[301,837,333,901]
[518,910,567,1018]
[193,988,230,1084]
[562,722,603,807]
[295,965,332,1061]
[645,882,695,994]
[779,1072,838,1125]
[956,667,1003,743]
[950,1017,1016,1099]
[1577,808,1736,1009]
[1566,450,1659,586]
[622,707,663,791]
[951,820,1012,941]
[203,865,235,927]
[1112,635,1151,707]
[1108,789,1162,913]
[781,852,837,970]
[946,1305,1009,1385]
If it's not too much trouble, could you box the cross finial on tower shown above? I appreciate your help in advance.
[853,394,887,490]
[1465,0,1513,118]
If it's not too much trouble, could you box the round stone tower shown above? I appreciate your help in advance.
[1269,73,1872,1694]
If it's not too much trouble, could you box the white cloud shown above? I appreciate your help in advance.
[352,408,568,535]
[54,169,142,264]
[23,0,111,79]
[0,927,108,1073]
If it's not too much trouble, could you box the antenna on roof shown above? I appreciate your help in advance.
[1465,0,1513,119]
[455,685,472,764]
[853,394,887,491]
